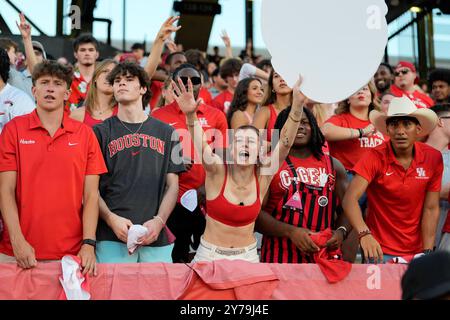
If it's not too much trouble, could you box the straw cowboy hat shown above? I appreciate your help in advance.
[369,95,438,137]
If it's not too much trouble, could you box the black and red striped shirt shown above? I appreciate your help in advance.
[261,154,337,264]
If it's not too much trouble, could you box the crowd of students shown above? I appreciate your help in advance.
[0,14,450,287]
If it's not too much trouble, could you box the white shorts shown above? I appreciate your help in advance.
[192,237,260,263]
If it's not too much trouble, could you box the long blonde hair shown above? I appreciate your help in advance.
[84,59,118,114]
[335,82,380,115]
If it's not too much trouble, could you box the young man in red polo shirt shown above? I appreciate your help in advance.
[152,63,228,263]
[391,61,434,109]
[343,96,442,263]
[0,61,107,275]
[67,34,100,111]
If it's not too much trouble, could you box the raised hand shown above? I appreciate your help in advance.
[292,76,308,111]
[172,77,201,116]
[157,16,182,42]
[16,12,31,39]
[221,30,231,48]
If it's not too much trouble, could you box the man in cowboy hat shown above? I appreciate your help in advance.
[342,95,443,263]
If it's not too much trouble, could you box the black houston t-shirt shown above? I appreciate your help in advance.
[93,116,185,247]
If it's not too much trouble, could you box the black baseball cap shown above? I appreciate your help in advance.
[401,251,450,300]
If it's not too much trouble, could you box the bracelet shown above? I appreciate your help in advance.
[289,114,301,123]
[153,216,166,227]
[358,128,364,138]
[336,226,348,240]
[358,230,372,241]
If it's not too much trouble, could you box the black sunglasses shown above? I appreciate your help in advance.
[179,76,202,86]
[395,69,410,77]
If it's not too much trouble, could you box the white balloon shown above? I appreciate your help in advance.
[261,0,388,103]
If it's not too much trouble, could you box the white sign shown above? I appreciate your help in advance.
[261,0,388,103]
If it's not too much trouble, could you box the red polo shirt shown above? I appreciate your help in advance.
[326,113,386,170]
[152,101,228,202]
[0,110,107,260]
[212,90,234,114]
[391,85,435,109]
[353,142,443,256]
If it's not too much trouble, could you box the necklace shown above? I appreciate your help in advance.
[118,116,147,135]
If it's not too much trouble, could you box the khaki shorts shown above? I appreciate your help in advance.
[192,237,260,263]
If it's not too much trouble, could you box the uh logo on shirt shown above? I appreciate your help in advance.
[416,167,429,180]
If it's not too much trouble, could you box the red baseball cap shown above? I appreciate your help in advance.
[396,61,419,84]
[396,61,417,73]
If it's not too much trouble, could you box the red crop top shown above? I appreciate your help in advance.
[206,165,261,227]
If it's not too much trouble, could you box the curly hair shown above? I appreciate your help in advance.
[107,62,152,108]
[0,48,10,83]
[32,60,73,88]
[227,78,262,126]
[274,107,325,160]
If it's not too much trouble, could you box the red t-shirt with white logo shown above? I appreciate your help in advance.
[353,142,443,256]
[391,85,435,109]
[212,90,234,115]
[152,101,228,202]
[326,113,386,170]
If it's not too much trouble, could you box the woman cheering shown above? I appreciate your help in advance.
[172,76,307,263]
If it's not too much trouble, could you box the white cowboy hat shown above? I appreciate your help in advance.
[369,95,438,137]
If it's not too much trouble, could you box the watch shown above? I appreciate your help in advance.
[82,239,97,248]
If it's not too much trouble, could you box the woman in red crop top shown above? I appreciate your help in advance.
[70,59,118,127]
[172,76,307,263]
[253,70,292,143]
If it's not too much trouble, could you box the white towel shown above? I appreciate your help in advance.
[127,225,149,255]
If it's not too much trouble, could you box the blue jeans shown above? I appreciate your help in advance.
[96,241,174,263]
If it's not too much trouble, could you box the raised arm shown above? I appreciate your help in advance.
[144,17,181,79]
[16,13,38,74]
[260,78,306,194]
[172,78,223,174]
[221,30,233,59]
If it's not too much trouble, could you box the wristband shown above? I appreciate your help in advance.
[336,226,348,240]
[82,239,97,248]
[358,128,364,138]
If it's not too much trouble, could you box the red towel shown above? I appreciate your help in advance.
[310,229,352,284]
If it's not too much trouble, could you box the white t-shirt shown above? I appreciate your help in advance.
[0,84,36,133]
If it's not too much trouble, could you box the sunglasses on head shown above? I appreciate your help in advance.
[395,69,410,77]
[179,76,202,86]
